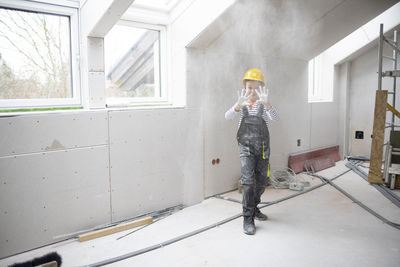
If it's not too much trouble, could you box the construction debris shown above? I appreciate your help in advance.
[288,145,340,173]
[270,168,309,191]
[78,216,153,242]
[305,157,335,172]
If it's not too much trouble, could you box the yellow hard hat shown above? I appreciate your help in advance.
[242,68,265,86]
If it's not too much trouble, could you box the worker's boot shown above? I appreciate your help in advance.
[242,184,256,234]
[243,216,256,235]
[254,208,268,221]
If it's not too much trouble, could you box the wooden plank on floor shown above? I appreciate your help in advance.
[368,90,387,184]
[78,216,153,242]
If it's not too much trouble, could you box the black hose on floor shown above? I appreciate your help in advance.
[345,161,400,208]
[85,167,399,267]
[84,214,242,267]
[84,171,344,267]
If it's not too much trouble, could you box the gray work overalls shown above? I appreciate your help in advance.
[237,104,270,218]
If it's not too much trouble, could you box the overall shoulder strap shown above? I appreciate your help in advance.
[242,106,249,116]
[256,102,265,117]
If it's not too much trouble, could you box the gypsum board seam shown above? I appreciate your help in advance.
[345,162,400,208]
[314,174,400,230]
[84,170,352,267]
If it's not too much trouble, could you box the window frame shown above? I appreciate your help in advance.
[104,20,168,108]
[0,0,81,110]
[308,56,334,103]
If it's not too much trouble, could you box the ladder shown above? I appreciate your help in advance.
[369,24,399,188]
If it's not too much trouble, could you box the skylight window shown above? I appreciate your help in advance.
[132,0,181,13]
[104,21,167,107]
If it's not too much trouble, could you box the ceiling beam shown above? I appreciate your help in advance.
[81,0,135,38]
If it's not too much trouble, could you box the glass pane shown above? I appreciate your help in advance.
[0,8,71,99]
[134,0,176,6]
[135,0,174,5]
[105,25,160,98]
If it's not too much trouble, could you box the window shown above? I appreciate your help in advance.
[132,0,181,12]
[104,21,167,107]
[0,0,80,110]
[308,54,334,103]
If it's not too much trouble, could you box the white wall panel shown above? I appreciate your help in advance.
[336,63,350,158]
[263,57,310,169]
[0,146,110,258]
[310,101,339,149]
[202,52,253,197]
[108,108,203,222]
[88,72,106,108]
[199,50,309,197]
[0,111,108,157]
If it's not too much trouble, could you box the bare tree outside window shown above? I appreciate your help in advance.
[0,7,71,100]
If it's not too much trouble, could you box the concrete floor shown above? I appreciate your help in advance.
[2,161,400,266]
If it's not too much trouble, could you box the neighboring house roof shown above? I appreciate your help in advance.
[107,30,158,92]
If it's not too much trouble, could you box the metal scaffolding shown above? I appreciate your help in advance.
[378,24,399,130]
[371,23,400,188]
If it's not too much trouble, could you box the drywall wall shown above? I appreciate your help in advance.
[186,0,399,197]
[0,107,203,258]
[0,111,110,257]
[186,0,348,197]
[168,0,235,106]
[189,47,337,197]
[108,108,203,222]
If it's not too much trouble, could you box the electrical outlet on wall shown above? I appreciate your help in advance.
[355,131,364,139]
[297,139,301,147]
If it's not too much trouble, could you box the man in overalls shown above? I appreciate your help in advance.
[225,68,279,235]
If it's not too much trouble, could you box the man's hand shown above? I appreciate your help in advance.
[256,86,271,110]
[235,89,250,111]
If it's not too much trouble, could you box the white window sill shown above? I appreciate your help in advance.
[105,104,186,111]
[308,99,333,103]
[0,104,188,117]
[0,107,85,117]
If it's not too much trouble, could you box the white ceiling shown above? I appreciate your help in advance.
[188,0,400,60]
